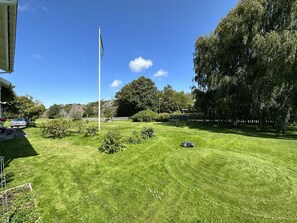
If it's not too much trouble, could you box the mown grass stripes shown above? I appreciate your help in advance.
[0,121,296,222]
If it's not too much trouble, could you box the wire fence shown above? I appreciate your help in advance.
[0,156,8,222]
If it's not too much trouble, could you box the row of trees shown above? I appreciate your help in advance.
[46,100,115,119]
[193,0,297,132]
[1,75,191,121]
[47,76,193,119]
[2,87,45,120]
[115,76,192,116]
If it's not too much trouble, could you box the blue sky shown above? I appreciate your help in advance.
[3,0,238,108]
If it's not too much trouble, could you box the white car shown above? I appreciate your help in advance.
[10,118,27,128]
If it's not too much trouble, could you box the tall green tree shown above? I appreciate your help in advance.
[159,85,192,113]
[12,95,45,120]
[47,104,63,118]
[83,101,98,117]
[193,0,297,131]
[1,86,16,117]
[115,76,158,116]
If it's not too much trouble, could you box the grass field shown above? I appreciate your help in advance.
[1,121,297,222]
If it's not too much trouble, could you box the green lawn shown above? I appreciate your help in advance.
[1,121,297,222]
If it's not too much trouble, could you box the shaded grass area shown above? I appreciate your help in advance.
[0,121,297,222]
[160,121,297,140]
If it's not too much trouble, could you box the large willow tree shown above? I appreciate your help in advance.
[193,0,297,132]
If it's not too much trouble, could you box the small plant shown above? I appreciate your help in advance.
[156,113,170,122]
[175,120,188,127]
[172,111,182,115]
[70,120,86,133]
[103,107,114,121]
[41,119,71,138]
[131,110,158,122]
[141,127,154,139]
[99,130,124,154]
[127,131,143,144]
[85,126,98,137]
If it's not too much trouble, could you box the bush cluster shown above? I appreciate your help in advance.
[141,127,154,139]
[70,120,85,133]
[131,110,170,122]
[41,119,99,138]
[70,121,98,137]
[99,130,124,154]
[100,127,155,154]
[84,126,98,137]
[156,113,170,122]
[131,110,159,122]
[127,131,143,144]
[41,119,71,138]
[175,120,188,127]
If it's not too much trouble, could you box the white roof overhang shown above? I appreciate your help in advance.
[0,76,11,88]
[0,0,17,73]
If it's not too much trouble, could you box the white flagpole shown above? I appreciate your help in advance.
[98,27,101,130]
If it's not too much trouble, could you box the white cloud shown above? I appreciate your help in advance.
[32,53,42,60]
[110,79,122,88]
[153,69,168,78]
[18,2,48,13]
[18,4,29,12]
[129,57,153,73]
[42,6,48,13]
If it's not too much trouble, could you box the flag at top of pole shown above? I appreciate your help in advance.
[98,28,104,130]
[100,34,104,57]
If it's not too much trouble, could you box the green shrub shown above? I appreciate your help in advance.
[70,120,86,133]
[131,110,158,122]
[127,131,143,144]
[141,127,154,139]
[99,130,124,154]
[26,119,36,127]
[70,120,98,136]
[175,120,188,127]
[156,113,170,122]
[85,126,98,137]
[41,119,71,138]
[172,111,182,115]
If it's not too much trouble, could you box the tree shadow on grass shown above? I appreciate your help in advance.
[157,121,297,141]
[0,129,38,168]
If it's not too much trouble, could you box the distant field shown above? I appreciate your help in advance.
[1,121,297,222]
